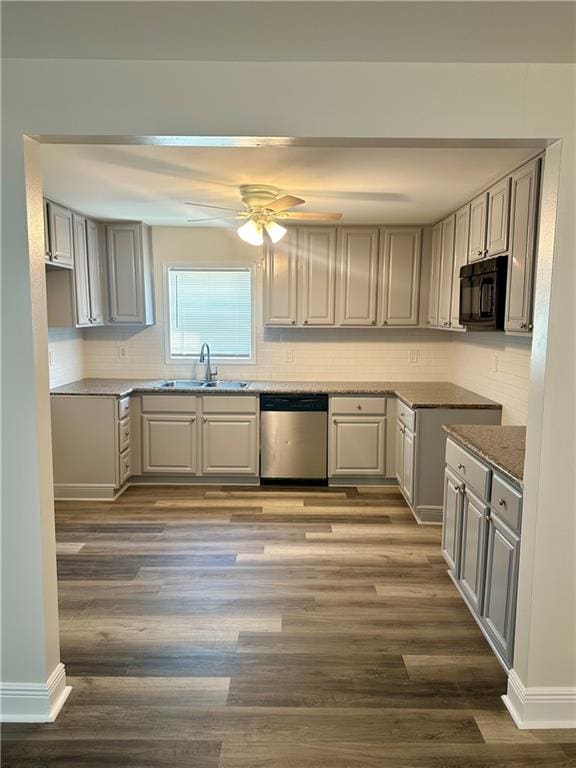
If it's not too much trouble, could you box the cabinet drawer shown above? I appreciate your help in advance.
[446,439,491,499]
[330,396,386,416]
[202,395,258,414]
[490,473,522,534]
[118,397,131,420]
[397,401,416,432]
[141,394,198,413]
[119,448,131,484]
[118,416,131,452]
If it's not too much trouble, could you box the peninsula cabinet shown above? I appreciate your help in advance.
[442,438,522,668]
[300,226,338,326]
[437,214,456,329]
[337,228,379,326]
[379,228,421,326]
[45,200,74,268]
[106,222,155,325]
[505,157,541,333]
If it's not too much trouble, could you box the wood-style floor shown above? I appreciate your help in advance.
[2,485,575,767]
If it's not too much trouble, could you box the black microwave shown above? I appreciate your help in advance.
[459,256,508,331]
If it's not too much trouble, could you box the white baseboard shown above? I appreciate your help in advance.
[503,669,576,729]
[0,663,72,723]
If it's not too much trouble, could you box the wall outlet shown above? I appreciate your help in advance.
[118,345,128,360]
[492,354,499,373]
[284,349,294,363]
[48,349,55,367]
[409,350,419,364]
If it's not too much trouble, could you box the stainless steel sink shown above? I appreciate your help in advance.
[161,380,248,389]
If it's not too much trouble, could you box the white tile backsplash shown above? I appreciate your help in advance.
[48,328,85,387]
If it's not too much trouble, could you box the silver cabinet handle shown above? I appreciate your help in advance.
[498,498,507,507]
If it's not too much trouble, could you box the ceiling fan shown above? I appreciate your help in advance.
[186,184,342,246]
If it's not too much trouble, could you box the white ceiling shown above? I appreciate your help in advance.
[40,144,541,227]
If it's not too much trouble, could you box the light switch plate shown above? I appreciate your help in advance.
[284,349,294,363]
[118,345,128,360]
[409,350,419,364]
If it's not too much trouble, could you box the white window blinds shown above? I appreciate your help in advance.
[167,268,252,359]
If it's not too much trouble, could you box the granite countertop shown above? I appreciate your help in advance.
[443,424,526,488]
[50,378,502,410]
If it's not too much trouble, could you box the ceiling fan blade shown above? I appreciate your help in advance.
[276,211,343,221]
[187,216,241,223]
[267,195,306,213]
[185,201,239,212]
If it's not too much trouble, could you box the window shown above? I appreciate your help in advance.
[167,267,253,361]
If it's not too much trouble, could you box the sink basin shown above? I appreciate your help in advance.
[161,380,249,390]
[161,380,206,388]
[202,380,249,389]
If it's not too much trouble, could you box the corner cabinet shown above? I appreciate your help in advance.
[442,438,522,668]
[106,222,155,325]
[379,228,421,326]
[505,157,541,333]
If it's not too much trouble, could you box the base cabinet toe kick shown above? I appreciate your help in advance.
[441,437,522,670]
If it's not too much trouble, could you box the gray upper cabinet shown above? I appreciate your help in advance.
[427,222,442,326]
[486,177,511,256]
[86,219,104,325]
[106,222,155,325]
[46,201,74,268]
[437,214,456,328]
[505,157,541,333]
[450,205,470,330]
[263,229,298,326]
[379,228,421,326]
[337,228,379,326]
[300,227,337,326]
[458,486,489,614]
[468,192,488,262]
[72,213,92,326]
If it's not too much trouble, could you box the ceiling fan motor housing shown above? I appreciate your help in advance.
[239,184,281,211]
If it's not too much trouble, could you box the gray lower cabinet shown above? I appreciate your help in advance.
[442,437,522,669]
[483,512,520,664]
[106,222,155,325]
[202,414,258,475]
[142,414,198,474]
[400,424,415,504]
[441,467,463,572]
[458,486,489,613]
[330,416,386,476]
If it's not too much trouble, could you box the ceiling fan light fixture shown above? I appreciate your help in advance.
[264,220,288,244]
[237,218,264,246]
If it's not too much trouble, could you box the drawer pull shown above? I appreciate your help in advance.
[498,498,507,507]
[356,404,362,411]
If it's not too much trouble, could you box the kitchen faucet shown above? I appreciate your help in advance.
[198,343,217,383]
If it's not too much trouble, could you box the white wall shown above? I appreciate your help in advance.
[82,227,452,383]
[47,328,84,388]
[451,335,532,425]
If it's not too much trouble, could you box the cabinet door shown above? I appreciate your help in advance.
[330,416,386,476]
[486,177,511,256]
[337,228,379,326]
[263,229,298,326]
[395,420,404,486]
[202,414,258,475]
[450,205,470,330]
[300,227,337,325]
[142,414,198,474]
[458,487,489,614]
[427,222,442,327]
[468,193,488,262]
[72,213,92,326]
[44,200,51,263]
[441,467,463,573]
[380,228,421,326]
[107,223,145,323]
[47,201,74,268]
[401,427,415,504]
[437,214,456,328]
[505,158,540,333]
[483,512,520,665]
[86,219,104,325]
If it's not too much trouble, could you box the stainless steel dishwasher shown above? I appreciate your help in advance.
[260,394,328,480]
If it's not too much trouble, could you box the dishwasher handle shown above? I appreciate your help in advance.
[260,394,328,412]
